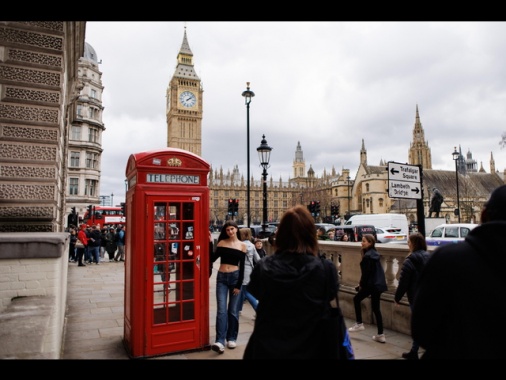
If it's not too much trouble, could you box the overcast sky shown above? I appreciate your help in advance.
[84,21,506,206]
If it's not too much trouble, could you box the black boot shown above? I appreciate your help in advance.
[401,350,419,360]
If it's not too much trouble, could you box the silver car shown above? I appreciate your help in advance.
[375,227,408,244]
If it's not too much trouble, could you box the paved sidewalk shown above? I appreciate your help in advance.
[62,259,421,360]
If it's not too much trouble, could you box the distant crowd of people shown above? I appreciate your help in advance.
[68,223,125,267]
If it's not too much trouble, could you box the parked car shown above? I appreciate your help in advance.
[333,225,377,242]
[375,227,408,244]
[425,223,478,247]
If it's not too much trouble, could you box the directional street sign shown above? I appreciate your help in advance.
[387,162,422,200]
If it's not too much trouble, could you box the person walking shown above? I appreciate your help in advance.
[243,205,340,359]
[412,184,506,359]
[348,234,388,343]
[105,227,117,262]
[210,220,247,354]
[87,224,102,264]
[238,228,261,315]
[76,223,89,267]
[394,232,430,359]
[114,225,125,262]
[68,227,77,262]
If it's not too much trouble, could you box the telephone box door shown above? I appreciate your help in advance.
[144,195,208,356]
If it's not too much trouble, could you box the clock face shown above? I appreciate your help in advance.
[179,91,196,107]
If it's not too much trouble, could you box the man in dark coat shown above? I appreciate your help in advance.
[412,184,506,359]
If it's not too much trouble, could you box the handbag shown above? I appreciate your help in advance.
[75,238,84,249]
[321,258,355,360]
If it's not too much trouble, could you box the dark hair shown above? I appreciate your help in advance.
[482,184,506,222]
[275,205,319,256]
[217,220,240,242]
[361,234,376,254]
[408,232,427,252]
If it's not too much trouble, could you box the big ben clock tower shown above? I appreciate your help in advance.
[166,26,203,156]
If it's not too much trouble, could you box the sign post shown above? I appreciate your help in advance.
[387,162,425,236]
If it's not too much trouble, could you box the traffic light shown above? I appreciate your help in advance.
[120,202,126,217]
[331,204,337,216]
[87,204,93,216]
[227,198,234,215]
[233,199,239,215]
[315,201,321,216]
[308,201,316,216]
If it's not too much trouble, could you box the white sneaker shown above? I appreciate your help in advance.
[348,323,365,332]
[227,341,237,349]
[372,334,386,343]
[211,342,225,354]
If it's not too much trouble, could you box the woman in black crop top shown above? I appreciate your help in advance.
[210,220,246,354]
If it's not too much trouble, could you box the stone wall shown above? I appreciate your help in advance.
[0,233,69,358]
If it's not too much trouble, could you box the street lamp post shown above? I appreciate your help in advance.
[452,147,461,223]
[242,82,255,228]
[257,135,272,233]
[347,175,351,214]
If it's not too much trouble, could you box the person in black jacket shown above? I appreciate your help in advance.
[412,184,506,359]
[87,224,102,264]
[243,205,339,359]
[348,234,388,343]
[394,232,430,360]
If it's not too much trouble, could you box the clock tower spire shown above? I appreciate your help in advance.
[166,25,203,156]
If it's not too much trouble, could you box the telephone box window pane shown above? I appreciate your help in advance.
[182,301,195,321]
[155,203,166,220]
[184,223,194,240]
[182,242,194,260]
[182,261,194,280]
[154,223,165,240]
[169,204,179,220]
[183,202,193,220]
[169,224,180,240]
[182,280,194,299]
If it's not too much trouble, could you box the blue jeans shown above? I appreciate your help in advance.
[88,245,100,263]
[239,285,258,312]
[215,270,241,345]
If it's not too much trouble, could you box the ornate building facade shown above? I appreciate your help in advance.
[65,42,105,221]
[0,21,86,232]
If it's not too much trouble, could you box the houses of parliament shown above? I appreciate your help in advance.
[166,28,505,229]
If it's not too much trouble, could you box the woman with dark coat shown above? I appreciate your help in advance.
[243,205,339,359]
[348,234,388,343]
[394,232,430,359]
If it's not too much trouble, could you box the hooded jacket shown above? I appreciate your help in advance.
[359,248,387,293]
[412,221,506,359]
[394,249,431,304]
[244,251,338,359]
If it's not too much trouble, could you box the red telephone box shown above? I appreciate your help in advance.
[123,148,211,358]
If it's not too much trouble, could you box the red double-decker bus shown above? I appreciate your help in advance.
[82,205,125,227]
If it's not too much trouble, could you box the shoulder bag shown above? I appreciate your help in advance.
[321,258,355,360]
[75,238,85,249]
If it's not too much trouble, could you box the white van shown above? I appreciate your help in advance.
[345,213,409,235]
